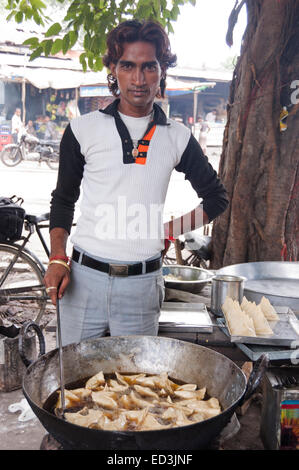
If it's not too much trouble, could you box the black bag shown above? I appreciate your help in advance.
[0,196,25,242]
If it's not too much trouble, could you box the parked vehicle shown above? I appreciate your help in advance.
[163,231,212,270]
[0,131,60,170]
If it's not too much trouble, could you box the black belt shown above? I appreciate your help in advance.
[72,248,162,277]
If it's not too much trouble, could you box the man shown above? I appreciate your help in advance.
[205,109,217,122]
[44,115,58,140]
[44,20,228,346]
[197,116,210,154]
[25,120,37,137]
[11,107,23,143]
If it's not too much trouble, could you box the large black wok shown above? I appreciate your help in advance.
[19,323,267,450]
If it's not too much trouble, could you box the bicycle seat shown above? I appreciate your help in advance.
[25,213,50,224]
[39,139,60,146]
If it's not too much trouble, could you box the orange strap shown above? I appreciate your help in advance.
[135,124,156,165]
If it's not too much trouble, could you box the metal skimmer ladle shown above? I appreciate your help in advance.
[56,297,66,418]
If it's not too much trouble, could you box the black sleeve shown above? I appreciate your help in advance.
[49,124,85,233]
[175,134,229,222]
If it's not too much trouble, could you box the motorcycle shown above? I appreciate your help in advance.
[0,131,60,170]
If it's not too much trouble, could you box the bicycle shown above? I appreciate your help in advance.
[163,229,212,270]
[0,211,52,328]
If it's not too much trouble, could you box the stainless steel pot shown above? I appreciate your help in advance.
[162,265,214,294]
[19,323,268,450]
[211,275,246,317]
[217,262,299,309]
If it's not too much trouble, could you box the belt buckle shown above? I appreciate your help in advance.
[109,264,129,277]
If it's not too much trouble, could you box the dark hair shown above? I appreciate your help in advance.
[103,19,177,98]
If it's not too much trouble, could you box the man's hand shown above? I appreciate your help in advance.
[45,227,70,305]
[43,263,70,306]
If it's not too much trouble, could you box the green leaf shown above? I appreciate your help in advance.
[62,34,70,54]
[79,52,87,72]
[25,10,33,19]
[23,37,39,47]
[45,22,62,37]
[43,39,53,56]
[29,0,46,10]
[68,30,78,49]
[29,46,43,61]
[51,38,63,55]
[15,11,23,23]
[95,56,103,71]
[68,2,81,13]
[167,22,174,34]
[6,11,16,21]
[33,10,44,25]
[19,0,29,13]
[87,51,94,70]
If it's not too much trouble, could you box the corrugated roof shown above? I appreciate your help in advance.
[168,66,233,82]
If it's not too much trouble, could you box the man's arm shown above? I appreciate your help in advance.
[174,133,228,223]
[164,133,228,243]
[49,123,85,232]
[44,227,70,305]
[43,123,85,305]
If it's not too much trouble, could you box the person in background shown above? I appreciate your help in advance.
[205,109,217,123]
[44,114,58,140]
[26,120,37,137]
[57,101,67,118]
[197,116,210,155]
[11,108,23,143]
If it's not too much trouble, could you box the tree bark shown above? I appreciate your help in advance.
[211,0,299,268]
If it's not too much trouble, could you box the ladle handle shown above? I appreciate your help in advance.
[56,297,66,415]
[18,321,46,368]
[239,353,269,405]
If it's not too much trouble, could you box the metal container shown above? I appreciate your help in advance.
[19,325,269,451]
[217,262,299,309]
[217,306,299,347]
[210,275,246,317]
[260,367,299,450]
[162,265,214,294]
[0,332,36,392]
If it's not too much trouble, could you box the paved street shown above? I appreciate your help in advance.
[0,147,221,266]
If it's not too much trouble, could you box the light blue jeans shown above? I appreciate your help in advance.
[60,247,165,346]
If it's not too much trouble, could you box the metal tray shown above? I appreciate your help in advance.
[159,302,213,333]
[217,262,299,309]
[234,342,298,362]
[217,306,299,347]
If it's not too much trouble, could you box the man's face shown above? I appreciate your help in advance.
[15,109,21,116]
[110,41,163,117]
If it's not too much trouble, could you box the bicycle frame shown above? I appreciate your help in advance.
[0,216,51,321]
[3,215,50,268]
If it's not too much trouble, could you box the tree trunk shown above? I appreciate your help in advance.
[211,0,299,268]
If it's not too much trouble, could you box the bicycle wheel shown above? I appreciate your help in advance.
[0,146,22,167]
[0,244,47,326]
[46,152,59,170]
